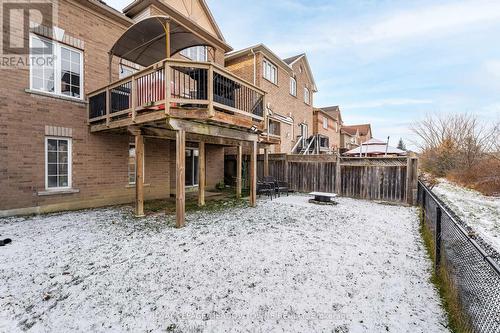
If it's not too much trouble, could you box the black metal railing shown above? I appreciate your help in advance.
[89,91,106,119]
[418,180,500,332]
[171,66,208,102]
[110,81,131,113]
[214,72,264,117]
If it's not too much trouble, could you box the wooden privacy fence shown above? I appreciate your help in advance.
[255,154,418,205]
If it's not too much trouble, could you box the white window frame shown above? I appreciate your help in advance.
[180,46,208,62]
[290,77,297,96]
[263,58,277,84]
[304,87,310,104]
[45,137,72,190]
[128,140,145,185]
[323,116,328,129]
[30,34,84,100]
[119,65,136,79]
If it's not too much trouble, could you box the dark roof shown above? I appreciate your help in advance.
[283,54,304,65]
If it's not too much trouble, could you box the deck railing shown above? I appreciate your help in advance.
[87,59,266,128]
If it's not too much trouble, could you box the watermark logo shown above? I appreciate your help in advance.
[1,0,56,68]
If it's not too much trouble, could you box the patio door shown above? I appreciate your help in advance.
[185,148,199,186]
[300,123,308,138]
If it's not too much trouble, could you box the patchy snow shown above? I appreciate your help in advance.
[0,196,449,332]
[433,179,500,253]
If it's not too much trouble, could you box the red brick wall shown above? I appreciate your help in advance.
[226,52,315,154]
[313,111,341,150]
[0,0,227,215]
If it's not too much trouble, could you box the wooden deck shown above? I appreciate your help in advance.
[87,58,267,133]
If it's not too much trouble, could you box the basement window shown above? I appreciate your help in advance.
[45,137,72,189]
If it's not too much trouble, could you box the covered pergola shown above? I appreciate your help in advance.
[106,15,260,227]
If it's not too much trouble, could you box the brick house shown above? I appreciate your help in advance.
[225,44,317,154]
[342,124,372,144]
[0,0,268,224]
[312,106,343,153]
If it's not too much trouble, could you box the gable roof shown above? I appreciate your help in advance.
[283,54,303,65]
[226,45,318,91]
[282,53,317,92]
[122,0,227,44]
[225,44,293,73]
[318,106,342,123]
[342,124,371,136]
[341,127,358,136]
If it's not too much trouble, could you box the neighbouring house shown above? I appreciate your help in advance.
[340,127,361,151]
[342,124,372,144]
[343,138,407,157]
[312,106,343,154]
[0,0,270,224]
[225,44,318,154]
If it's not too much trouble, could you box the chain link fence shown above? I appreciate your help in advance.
[418,180,500,333]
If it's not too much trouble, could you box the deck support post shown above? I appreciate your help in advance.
[198,141,205,207]
[176,129,186,227]
[236,144,242,199]
[250,140,257,207]
[135,132,145,217]
[263,148,269,177]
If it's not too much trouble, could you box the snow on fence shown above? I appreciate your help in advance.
[418,181,500,333]
[251,154,417,204]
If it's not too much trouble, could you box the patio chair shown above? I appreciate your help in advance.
[257,181,275,199]
[263,176,289,197]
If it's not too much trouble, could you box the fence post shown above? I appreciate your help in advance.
[435,205,442,271]
[335,155,341,194]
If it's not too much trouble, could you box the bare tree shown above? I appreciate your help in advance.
[410,113,498,175]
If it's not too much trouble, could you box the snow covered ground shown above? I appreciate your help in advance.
[433,180,500,253]
[0,195,449,332]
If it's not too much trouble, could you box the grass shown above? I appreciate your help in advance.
[143,191,248,215]
[419,209,473,333]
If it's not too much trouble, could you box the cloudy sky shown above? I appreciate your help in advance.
[107,0,500,148]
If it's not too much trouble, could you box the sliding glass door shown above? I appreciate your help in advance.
[185,148,199,186]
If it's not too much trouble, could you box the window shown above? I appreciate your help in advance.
[128,140,145,185]
[323,116,328,129]
[180,46,208,62]
[128,142,136,185]
[185,149,199,186]
[299,123,308,138]
[269,119,281,136]
[263,59,277,84]
[304,87,310,104]
[45,137,72,189]
[30,34,83,99]
[119,65,136,79]
[290,77,297,96]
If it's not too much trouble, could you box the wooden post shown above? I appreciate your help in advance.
[198,141,205,207]
[263,148,269,177]
[176,129,186,227]
[435,205,442,271]
[406,157,413,205]
[250,140,257,207]
[164,62,171,115]
[236,144,242,199]
[335,154,341,194]
[135,133,145,217]
[165,21,171,58]
[207,65,214,117]
[131,75,137,122]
